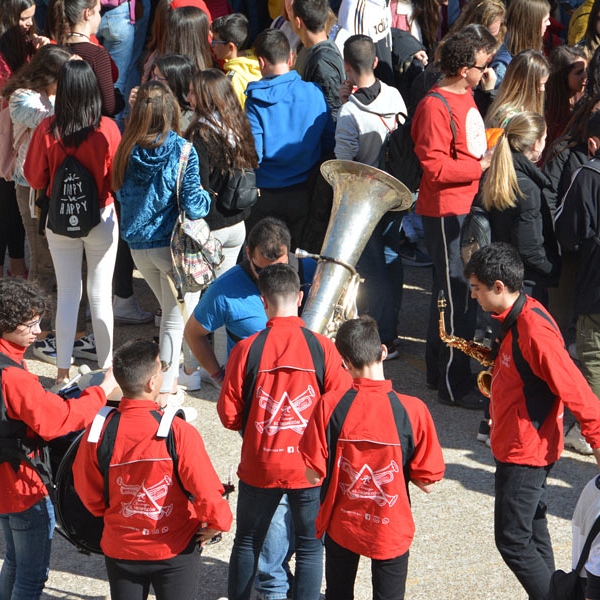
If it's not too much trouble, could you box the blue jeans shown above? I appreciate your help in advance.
[255,496,294,599]
[494,461,555,599]
[97,2,135,96]
[229,481,323,600]
[0,496,55,600]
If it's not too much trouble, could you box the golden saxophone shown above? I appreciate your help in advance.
[437,291,493,398]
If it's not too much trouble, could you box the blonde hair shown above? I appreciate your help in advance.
[482,112,546,211]
[112,81,180,190]
[505,0,550,55]
[486,50,549,127]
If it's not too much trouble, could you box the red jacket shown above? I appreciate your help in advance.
[0,338,106,514]
[300,378,445,560]
[24,116,121,209]
[73,399,232,560]
[412,86,486,217]
[217,316,351,489]
[490,296,600,465]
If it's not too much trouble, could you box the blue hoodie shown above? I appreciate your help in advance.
[245,70,334,188]
[117,131,211,249]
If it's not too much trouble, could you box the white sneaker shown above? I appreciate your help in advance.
[564,423,593,455]
[178,365,201,391]
[113,295,153,325]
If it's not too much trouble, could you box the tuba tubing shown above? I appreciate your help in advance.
[300,160,413,336]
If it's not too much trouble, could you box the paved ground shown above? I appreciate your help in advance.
[1,264,598,600]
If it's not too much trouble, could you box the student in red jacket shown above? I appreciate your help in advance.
[0,277,115,600]
[218,263,351,600]
[300,316,445,600]
[73,339,232,600]
[465,242,600,600]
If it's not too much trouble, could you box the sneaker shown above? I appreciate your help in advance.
[564,423,593,455]
[33,334,58,364]
[477,419,490,444]
[383,340,399,361]
[178,365,201,391]
[113,295,153,325]
[399,242,433,267]
[73,333,97,360]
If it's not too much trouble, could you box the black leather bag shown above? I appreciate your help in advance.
[214,168,258,212]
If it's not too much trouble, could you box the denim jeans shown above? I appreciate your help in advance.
[0,496,55,600]
[229,481,323,600]
[494,461,555,600]
[97,2,135,97]
[255,496,294,600]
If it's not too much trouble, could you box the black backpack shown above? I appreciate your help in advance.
[48,148,100,238]
[459,204,492,265]
[379,91,457,193]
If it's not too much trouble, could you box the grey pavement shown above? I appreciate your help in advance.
[1,265,597,600]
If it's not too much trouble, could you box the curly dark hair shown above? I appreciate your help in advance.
[439,25,497,77]
[0,278,47,334]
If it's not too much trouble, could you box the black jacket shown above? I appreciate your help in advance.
[489,151,560,288]
[555,157,600,315]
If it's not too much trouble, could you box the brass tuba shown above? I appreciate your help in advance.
[297,160,413,337]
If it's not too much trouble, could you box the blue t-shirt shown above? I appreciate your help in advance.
[193,258,317,356]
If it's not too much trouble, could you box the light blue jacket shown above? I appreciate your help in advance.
[117,131,211,249]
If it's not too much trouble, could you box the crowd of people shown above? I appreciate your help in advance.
[2,0,600,598]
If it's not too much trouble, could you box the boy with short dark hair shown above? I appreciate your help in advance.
[289,0,345,119]
[465,242,600,599]
[300,315,445,600]
[211,13,260,108]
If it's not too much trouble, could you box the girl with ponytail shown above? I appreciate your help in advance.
[46,0,124,116]
[112,81,211,407]
[482,112,560,304]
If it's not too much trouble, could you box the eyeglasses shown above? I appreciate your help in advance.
[211,39,228,46]
[470,62,490,72]
[18,317,42,332]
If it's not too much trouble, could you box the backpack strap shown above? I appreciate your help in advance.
[240,326,326,435]
[427,91,457,160]
[96,408,193,507]
[322,388,357,502]
[175,141,192,213]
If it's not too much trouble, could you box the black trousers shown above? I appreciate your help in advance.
[325,534,409,600]
[422,215,477,401]
[494,461,555,600]
[0,178,25,266]
[105,538,201,600]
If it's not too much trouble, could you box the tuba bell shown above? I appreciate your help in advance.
[297,160,413,337]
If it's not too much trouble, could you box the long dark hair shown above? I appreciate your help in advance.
[163,6,212,73]
[0,0,37,73]
[51,59,102,146]
[2,44,72,98]
[186,69,258,173]
[153,54,195,112]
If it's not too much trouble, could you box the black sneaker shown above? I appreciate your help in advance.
[438,389,483,410]
[399,241,433,267]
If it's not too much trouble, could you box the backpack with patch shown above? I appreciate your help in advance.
[47,147,100,238]
[379,91,457,193]
[459,204,492,265]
